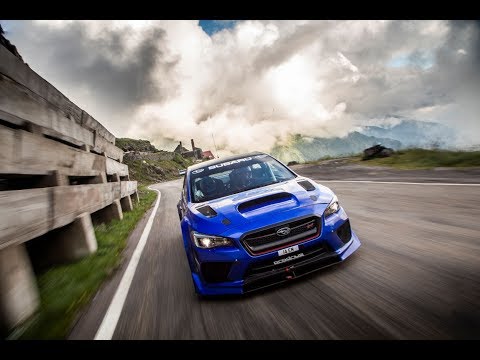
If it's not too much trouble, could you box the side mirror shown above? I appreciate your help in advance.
[178,169,186,176]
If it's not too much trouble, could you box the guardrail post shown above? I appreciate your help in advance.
[0,244,40,333]
[132,191,140,204]
[45,212,98,263]
[92,199,123,225]
[120,195,133,212]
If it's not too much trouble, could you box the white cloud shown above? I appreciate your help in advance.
[2,20,479,152]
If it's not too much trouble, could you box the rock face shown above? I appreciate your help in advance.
[363,144,395,160]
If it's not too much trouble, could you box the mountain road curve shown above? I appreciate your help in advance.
[69,164,480,340]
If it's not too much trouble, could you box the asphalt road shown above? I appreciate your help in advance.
[70,164,480,339]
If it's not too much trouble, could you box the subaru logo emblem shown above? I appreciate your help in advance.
[277,227,291,236]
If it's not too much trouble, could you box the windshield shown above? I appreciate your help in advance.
[189,154,296,203]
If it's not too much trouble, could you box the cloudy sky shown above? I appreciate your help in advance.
[1,20,479,153]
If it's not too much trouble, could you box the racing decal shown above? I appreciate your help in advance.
[208,156,253,170]
[192,168,204,174]
[273,253,305,265]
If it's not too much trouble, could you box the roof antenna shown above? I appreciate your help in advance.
[211,133,219,158]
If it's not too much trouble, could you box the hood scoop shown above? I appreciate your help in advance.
[196,205,217,217]
[297,180,316,191]
[237,192,295,214]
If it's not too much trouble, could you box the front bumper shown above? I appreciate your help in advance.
[189,208,361,296]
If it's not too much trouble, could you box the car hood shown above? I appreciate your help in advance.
[188,177,334,235]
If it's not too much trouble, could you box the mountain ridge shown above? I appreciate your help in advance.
[271,118,457,164]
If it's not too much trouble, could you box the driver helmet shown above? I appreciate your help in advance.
[231,166,252,188]
[199,176,217,196]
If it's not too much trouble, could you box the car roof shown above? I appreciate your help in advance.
[187,151,267,172]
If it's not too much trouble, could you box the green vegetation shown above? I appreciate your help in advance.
[172,152,194,168]
[303,153,362,165]
[116,137,194,186]
[359,148,480,169]
[9,186,157,340]
[115,138,160,152]
[125,154,194,186]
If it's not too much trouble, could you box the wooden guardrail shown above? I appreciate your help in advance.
[0,181,137,251]
[0,40,140,331]
[0,45,115,144]
[0,125,128,177]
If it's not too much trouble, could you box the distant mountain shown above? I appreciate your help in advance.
[271,131,402,164]
[358,118,457,149]
[270,118,457,164]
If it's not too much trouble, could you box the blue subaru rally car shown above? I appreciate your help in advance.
[177,152,361,296]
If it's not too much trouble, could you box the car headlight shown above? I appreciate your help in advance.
[192,232,233,249]
[324,195,340,217]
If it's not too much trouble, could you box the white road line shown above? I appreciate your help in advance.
[94,186,161,340]
[315,180,480,186]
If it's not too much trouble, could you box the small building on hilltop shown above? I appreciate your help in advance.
[202,150,215,160]
[174,139,215,161]
[174,141,189,154]
[176,139,203,160]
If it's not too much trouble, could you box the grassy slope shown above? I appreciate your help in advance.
[115,138,158,152]
[125,153,193,186]
[117,136,194,187]
[359,149,480,169]
[303,153,362,165]
[9,186,157,340]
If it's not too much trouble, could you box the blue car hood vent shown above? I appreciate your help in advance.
[196,205,218,217]
[297,180,316,191]
[237,192,294,214]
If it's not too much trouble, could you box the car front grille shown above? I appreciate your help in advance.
[243,248,340,293]
[242,216,321,255]
[244,241,331,278]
